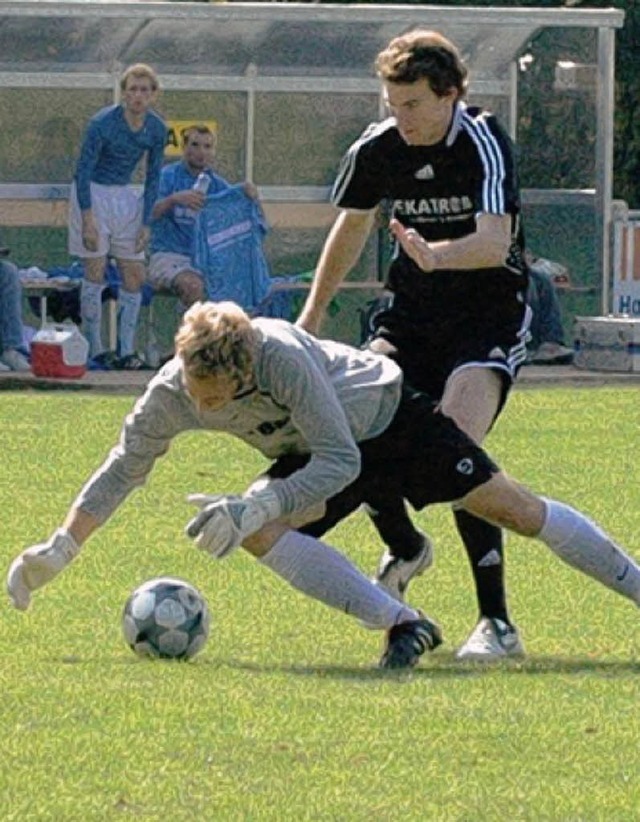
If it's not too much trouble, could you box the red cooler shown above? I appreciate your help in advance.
[30,324,89,378]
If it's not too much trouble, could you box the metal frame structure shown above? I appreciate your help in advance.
[0,1,625,309]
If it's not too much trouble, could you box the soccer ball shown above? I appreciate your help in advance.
[122,577,210,660]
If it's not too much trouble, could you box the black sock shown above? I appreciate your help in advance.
[453,508,511,626]
[367,498,425,560]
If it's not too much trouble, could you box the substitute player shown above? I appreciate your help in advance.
[149,123,260,310]
[7,302,640,670]
[69,63,167,370]
[297,29,530,660]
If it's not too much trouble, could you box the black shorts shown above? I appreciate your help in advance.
[265,384,499,539]
[368,268,530,411]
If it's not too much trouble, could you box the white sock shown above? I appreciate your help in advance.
[80,279,105,358]
[118,289,142,357]
[539,499,640,605]
[259,531,419,629]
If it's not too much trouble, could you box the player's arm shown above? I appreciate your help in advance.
[185,334,362,559]
[296,209,376,336]
[150,188,205,220]
[75,121,103,251]
[142,127,168,226]
[7,381,185,611]
[390,213,511,273]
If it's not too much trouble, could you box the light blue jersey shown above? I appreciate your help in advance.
[192,186,271,310]
[149,162,230,255]
[74,104,167,225]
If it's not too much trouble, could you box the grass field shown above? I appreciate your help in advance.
[1,387,639,820]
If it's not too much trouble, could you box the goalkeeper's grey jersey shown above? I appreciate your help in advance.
[75,318,402,523]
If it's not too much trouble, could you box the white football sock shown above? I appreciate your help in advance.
[259,531,420,629]
[539,499,640,605]
[80,279,105,358]
[117,289,142,357]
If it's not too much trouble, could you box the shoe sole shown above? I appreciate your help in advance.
[455,644,525,662]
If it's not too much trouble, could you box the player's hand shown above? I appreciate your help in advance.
[389,218,439,272]
[185,488,281,559]
[174,190,206,210]
[134,226,150,254]
[81,216,100,252]
[6,529,80,611]
[243,181,259,201]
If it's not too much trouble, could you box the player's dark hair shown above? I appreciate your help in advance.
[376,30,468,98]
[182,124,216,147]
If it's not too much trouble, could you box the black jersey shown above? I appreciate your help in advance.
[331,102,528,338]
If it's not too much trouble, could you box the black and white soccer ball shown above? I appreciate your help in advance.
[122,577,210,660]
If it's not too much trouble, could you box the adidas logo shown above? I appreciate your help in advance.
[489,346,506,360]
[414,164,434,180]
[478,549,502,568]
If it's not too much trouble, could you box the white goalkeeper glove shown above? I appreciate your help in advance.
[6,528,80,611]
[185,487,282,559]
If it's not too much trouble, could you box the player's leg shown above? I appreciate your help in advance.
[241,457,442,668]
[111,186,149,368]
[364,333,436,597]
[68,183,109,360]
[439,365,521,659]
[148,253,206,310]
[80,258,109,360]
[460,472,640,608]
[173,270,206,309]
[147,255,206,363]
[365,495,433,599]
[116,258,147,367]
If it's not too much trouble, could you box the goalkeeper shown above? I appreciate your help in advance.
[7,301,640,668]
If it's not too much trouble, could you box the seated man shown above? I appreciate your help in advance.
[0,238,30,372]
[8,302,640,670]
[149,124,259,311]
[526,253,574,365]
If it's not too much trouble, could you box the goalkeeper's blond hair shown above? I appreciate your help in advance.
[175,301,257,385]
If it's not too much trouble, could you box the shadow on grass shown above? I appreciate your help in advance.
[50,653,640,680]
[220,654,640,681]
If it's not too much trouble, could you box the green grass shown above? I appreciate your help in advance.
[1,388,639,820]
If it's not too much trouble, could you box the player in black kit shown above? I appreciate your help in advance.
[297,29,531,660]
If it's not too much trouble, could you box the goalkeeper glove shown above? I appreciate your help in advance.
[6,528,80,611]
[185,488,282,559]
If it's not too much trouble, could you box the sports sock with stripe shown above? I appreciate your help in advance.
[539,499,640,605]
[117,289,142,358]
[454,508,511,625]
[80,279,105,358]
[259,530,420,629]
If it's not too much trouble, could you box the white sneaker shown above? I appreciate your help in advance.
[455,617,525,661]
[374,534,434,602]
[0,348,30,372]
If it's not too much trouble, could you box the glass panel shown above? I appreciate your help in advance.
[0,88,112,182]
[254,92,379,186]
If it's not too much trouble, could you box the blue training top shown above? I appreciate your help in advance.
[149,162,231,256]
[192,185,272,311]
[73,104,167,225]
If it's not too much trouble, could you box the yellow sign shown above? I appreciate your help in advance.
[164,119,218,158]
